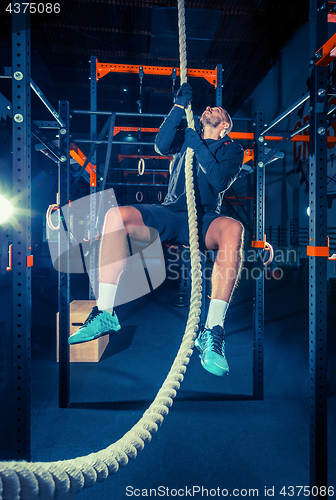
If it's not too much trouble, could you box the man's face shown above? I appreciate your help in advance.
[200,106,226,129]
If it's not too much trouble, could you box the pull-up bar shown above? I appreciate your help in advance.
[72,109,167,118]
[114,127,160,135]
[96,61,218,87]
[260,92,310,136]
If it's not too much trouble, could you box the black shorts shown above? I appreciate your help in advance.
[130,204,222,248]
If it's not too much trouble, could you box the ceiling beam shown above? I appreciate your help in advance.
[38,22,150,35]
[76,0,268,14]
[76,0,234,8]
[31,45,152,58]
[37,22,254,43]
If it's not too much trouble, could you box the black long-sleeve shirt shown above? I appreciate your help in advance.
[154,106,244,214]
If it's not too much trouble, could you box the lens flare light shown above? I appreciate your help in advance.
[0,195,14,224]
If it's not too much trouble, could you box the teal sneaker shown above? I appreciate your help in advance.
[68,306,121,345]
[195,325,229,377]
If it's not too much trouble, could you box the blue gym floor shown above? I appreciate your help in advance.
[26,268,336,499]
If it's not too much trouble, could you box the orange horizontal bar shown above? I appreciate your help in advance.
[114,127,160,136]
[70,143,97,186]
[272,135,336,143]
[266,135,302,142]
[118,154,172,162]
[225,132,306,141]
[113,129,336,145]
[316,31,336,66]
[96,62,217,87]
[230,132,336,143]
[115,129,312,143]
[229,132,254,140]
[328,12,336,22]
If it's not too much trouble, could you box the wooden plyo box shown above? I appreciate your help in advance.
[57,300,109,362]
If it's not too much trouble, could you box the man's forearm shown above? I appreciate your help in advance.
[154,105,185,155]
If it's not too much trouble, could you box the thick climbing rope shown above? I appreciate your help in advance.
[0,1,202,497]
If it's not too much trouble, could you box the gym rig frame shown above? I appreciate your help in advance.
[4,1,333,496]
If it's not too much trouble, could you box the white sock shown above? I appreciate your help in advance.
[205,299,229,329]
[97,283,118,314]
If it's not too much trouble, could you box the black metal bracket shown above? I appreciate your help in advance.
[263,132,292,166]
[32,122,64,162]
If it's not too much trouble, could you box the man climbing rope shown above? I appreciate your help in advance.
[68,83,244,377]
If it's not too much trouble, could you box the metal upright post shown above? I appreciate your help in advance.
[216,64,222,107]
[11,5,32,460]
[90,56,98,300]
[253,111,266,400]
[308,0,328,494]
[58,102,70,408]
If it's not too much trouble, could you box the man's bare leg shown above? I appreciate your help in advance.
[96,206,150,312]
[205,216,244,304]
[68,206,150,345]
[99,206,150,285]
[195,216,244,376]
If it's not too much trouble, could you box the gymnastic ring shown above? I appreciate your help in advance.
[264,241,274,266]
[138,158,145,175]
[158,191,162,202]
[136,191,143,203]
[46,204,60,231]
[169,161,173,175]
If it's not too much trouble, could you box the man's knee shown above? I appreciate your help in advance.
[105,206,141,232]
[218,218,244,243]
[107,205,151,242]
[232,220,244,243]
[104,206,126,231]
